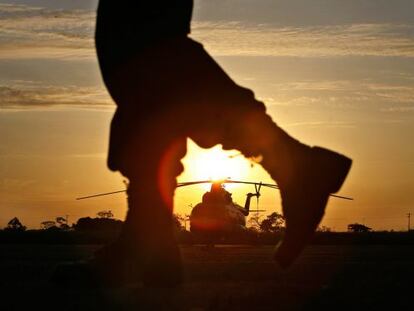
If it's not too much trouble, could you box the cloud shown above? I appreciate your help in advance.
[261,79,414,112]
[3,78,413,111]
[0,3,413,111]
[0,3,414,59]
[380,106,414,113]
[194,0,414,26]
[191,22,414,58]
[0,80,111,108]
[284,121,356,129]
[0,3,95,59]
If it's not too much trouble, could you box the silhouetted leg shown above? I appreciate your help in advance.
[176,39,352,267]
[111,128,187,286]
[117,179,183,287]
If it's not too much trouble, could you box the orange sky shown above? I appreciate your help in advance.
[0,0,413,231]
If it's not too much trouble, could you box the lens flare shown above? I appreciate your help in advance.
[180,140,252,190]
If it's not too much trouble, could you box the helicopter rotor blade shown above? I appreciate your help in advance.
[76,179,353,201]
[179,179,353,200]
[76,190,126,200]
[328,194,353,200]
[177,180,212,187]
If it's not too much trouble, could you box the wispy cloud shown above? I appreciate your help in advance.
[284,121,356,128]
[1,3,413,112]
[1,4,414,59]
[0,80,111,108]
[192,22,414,58]
[2,77,413,111]
[273,79,414,96]
[260,79,414,113]
[380,106,414,113]
[0,3,95,59]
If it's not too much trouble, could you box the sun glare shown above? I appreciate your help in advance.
[174,139,279,216]
[179,139,252,188]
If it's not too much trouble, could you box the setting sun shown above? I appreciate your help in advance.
[173,139,279,217]
[183,140,250,180]
[178,139,252,185]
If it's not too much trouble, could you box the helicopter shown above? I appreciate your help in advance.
[179,180,267,239]
[76,179,352,240]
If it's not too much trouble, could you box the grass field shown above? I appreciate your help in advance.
[1,244,413,310]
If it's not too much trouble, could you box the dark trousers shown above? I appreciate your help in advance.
[102,36,295,262]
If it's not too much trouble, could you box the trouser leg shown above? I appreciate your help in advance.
[114,137,186,285]
[180,39,306,188]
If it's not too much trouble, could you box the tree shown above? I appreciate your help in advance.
[41,220,57,230]
[5,217,26,231]
[97,210,114,219]
[347,223,372,233]
[317,225,332,232]
[248,214,262,231]
[259,212,285,233]
[173,214,190,231]
[56,216,70,230]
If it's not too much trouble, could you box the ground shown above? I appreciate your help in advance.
[1,244,413,310]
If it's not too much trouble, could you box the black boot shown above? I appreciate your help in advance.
[265,145,352,267]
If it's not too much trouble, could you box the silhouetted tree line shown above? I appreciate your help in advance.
[73,217,123,232]
[0,212,123,244]
[2,214,414,245]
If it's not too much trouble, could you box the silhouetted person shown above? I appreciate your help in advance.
[54,1,351,287]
